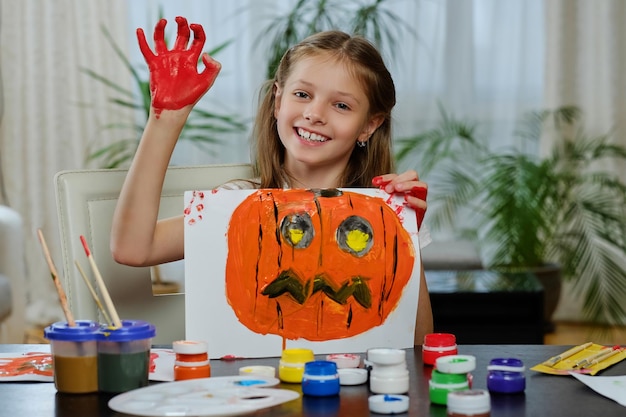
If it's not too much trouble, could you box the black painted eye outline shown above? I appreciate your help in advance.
[280,212,314,249]
[337,216,373,257]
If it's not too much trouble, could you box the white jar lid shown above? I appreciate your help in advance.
[447,389,491,414]
[368,394,410,414]
[172,340,208,355]
[367,348,406,365]
[435,354,476,374]
[326,353,361,368]
[239,365,276,378]
[338,368,368,385]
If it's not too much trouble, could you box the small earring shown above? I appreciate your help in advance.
[357,140,367,148]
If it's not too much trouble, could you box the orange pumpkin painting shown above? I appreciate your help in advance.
[225,189,415,341]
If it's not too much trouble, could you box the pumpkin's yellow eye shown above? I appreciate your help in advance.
[346,229,370,253]
[280,212,314,249]
[337,216,373,257]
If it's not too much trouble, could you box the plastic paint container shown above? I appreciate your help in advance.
[447,389,491,417]
[96,320,156,393]
[368,394,410,414]
[279,348,314,383]
[44,320,100,394]
[423,333,458,366]
[487,358,526,394]
[173,340,211,381]
[429,369,470,405]
[368,348,409,394]
[301,360,340,396]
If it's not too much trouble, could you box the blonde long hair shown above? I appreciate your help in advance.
[252,30,396,188]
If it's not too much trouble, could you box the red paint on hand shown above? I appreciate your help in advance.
[372,176,391,188]
[136,16,221,114]
[410,186,427,201]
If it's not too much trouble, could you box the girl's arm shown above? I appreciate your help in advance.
[110,17,221,267]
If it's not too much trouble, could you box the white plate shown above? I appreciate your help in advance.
[108,375,300,417]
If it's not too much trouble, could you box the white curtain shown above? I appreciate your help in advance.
[0,0,133,325]
[544,0,626,321]
[0,0,547,326]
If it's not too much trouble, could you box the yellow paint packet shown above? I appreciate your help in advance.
[531,343,626,376]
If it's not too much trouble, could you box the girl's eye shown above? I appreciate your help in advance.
[294,91,309,99]
[336,102,350,111]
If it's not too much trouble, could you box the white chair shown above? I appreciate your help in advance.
[54,164,254,344]
[0,205,27,343]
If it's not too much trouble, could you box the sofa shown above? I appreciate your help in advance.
[0,205,26,343]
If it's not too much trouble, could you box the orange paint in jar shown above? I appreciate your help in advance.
[173,340,211,381]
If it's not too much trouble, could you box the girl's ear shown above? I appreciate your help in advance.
[358,114,385,142]
[273,83,282,118]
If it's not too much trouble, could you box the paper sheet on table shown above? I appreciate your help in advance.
[0,349,175,382]
[571,373,626,407]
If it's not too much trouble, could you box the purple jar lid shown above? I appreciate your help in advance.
[44,320,100,341]
[98,319,156,341]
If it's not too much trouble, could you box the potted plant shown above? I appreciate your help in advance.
[396,105,626,328]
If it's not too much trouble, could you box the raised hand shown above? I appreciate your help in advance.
[136,16,221,114]
[372,171,428,229]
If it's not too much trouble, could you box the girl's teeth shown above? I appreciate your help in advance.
[298,128,327,142]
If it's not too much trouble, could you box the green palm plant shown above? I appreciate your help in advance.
[396,105,626,326]
[82,25,247,168]
[257,0,416,78]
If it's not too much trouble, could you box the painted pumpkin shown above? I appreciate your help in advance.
[225,189,415,341]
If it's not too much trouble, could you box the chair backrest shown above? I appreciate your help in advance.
[54,163,254,344]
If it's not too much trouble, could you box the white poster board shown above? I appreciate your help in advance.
[184,188,420,359]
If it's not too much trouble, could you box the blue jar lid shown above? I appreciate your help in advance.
[487,358,525,372]
[304,360,338,376]
[98,319,156,341]
[44,320,100,341]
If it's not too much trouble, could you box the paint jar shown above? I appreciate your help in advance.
[44,320,100,394]
[173,340,211,381]
[301,360,340,396]
[429,369,470,405]
[96,319,156,393]
[423,333,458,366]
[279,348,314,383]
[447,389,491,417]
[487,358,525,394]
[368,348,409,394]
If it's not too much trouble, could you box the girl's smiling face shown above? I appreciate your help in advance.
[274,53,382,180]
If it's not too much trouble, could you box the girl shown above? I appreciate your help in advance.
[111,16,433,344]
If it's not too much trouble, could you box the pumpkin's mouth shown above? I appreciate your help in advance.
[261,269,372,308]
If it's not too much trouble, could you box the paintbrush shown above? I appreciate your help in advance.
[80,235,122,328]
[74,259,112,325]
[573,347,622,369]
[541,342,593,367]
[37,229,76,326]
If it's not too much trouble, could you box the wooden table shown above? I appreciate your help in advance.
[1,344,624,416]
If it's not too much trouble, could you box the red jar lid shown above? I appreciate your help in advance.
[424,333,456,347]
